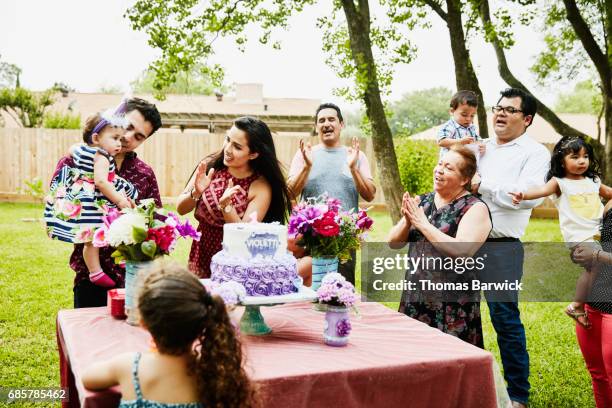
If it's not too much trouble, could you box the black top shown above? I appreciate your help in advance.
[589,208,612,314]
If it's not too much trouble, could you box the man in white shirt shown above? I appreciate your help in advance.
[474,88,550,408]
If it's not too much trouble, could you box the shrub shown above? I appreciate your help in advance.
[395,139,438,195]
[43,111,81,129]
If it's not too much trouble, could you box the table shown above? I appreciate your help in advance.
[57,302,498,408]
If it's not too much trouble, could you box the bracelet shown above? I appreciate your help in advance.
[190,188,199,201]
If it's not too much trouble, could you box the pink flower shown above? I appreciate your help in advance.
[326,197,342,213]
[61,200,82,219]
[356,210,373,230]
[313,211,340,237]
[92,226,109,247]
[75,227,94,243]
[147,225,177,252]
[102,208,122,228]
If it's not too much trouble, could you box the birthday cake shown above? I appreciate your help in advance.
[210,223,300,296]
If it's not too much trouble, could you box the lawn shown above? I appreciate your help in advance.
[0,202,595,407]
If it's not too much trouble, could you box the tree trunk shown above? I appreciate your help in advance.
[341,0,403,223]
[479,0,606,176]
[444,0,489,138]
[561,0,612,184]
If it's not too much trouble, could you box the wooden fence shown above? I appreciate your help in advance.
[0,128,384,203]
[0,128,557,217]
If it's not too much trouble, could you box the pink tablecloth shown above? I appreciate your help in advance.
[57,302,497,408]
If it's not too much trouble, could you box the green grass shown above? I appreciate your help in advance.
[0,204,595,407]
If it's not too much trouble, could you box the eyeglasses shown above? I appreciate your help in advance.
[492,105,523,115]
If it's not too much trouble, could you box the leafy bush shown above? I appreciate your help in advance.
[43,111,81,129]
[395,139,439,195]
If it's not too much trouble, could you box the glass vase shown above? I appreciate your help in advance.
[124,260,153,326]
[311,256,339,290]
[323,305,351,347]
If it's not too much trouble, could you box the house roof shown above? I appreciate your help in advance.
[410,112,606,145]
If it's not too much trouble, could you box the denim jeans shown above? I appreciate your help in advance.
[481,240,530,404]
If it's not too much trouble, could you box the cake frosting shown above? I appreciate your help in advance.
[210,222,300,296]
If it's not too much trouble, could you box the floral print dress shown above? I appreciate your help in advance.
[399,192,491,348]
[44,145,137,244]
[188,168,259,278]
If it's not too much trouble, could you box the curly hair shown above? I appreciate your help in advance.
[547,136,601,182]
[138,260,258,408]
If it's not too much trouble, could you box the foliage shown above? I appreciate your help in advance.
[388,87,452,136]
[395,139,438,195]
[131,64,227,99]
[0,55,21,88]
[555,80,602,115]
[125,0,316,99]
[43,111,81,129]
[16,178,44,200]
[530,0,605,86]
[315,1,423,101]
[0,87,55,127]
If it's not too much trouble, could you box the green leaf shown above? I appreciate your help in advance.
[141,240,158,259]
[132,226,148,243]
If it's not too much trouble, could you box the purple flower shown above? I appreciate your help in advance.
[176,219,201,241]
[303,206,323,222]
[356,210,373,230]
[336,318,352,337]
[212,281,247,306]
[317,273,356,307]
[288,214,310,237]
[327,197,342,213]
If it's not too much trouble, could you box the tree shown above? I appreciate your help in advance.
[394,0,489,138]
[0,87,55,127]
[131,63,228,99]
[555,80,602,115]
[388,87,452,136]
[475,0,606,175]
[0,55,21,88]
[126,0,419,222]
[530,0,611,182]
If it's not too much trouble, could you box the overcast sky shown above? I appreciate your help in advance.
[1,0,573,110]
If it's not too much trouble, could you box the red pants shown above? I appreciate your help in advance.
[576,305,612,407]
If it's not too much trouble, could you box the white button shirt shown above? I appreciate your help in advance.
[478,132,551,239]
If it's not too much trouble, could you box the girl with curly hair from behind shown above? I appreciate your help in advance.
[83,260,258,408]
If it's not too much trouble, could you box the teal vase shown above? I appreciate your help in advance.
[311,256,339,290]
[124,261,153,326]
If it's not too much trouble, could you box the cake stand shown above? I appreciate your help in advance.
[200,280,318,335]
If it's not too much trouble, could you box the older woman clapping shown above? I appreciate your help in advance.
[388,145,492,347]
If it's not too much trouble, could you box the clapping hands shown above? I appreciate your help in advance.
[402,192,427,230]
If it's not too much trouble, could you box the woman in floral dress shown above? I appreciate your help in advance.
[388,145,491,347]
[176,117,292,278]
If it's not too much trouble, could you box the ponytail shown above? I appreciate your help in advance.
[193,294,258,408]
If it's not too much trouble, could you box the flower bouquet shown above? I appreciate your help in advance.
[94,198,201,324]
[288,195,373,262]
[93,199,201,263]
[317,272,357,346]
[288,194,373,289]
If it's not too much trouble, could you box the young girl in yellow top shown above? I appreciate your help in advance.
[511,136,612,327]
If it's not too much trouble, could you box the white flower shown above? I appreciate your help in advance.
[106,212,147,246]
